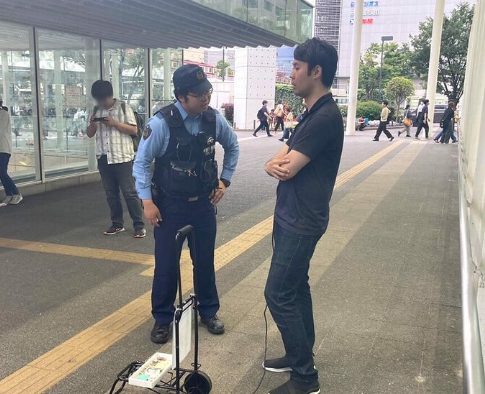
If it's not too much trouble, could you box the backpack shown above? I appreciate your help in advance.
[93,101,144,152]
[257,107,265,120]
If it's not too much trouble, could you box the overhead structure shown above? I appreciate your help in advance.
[0,0,303,49]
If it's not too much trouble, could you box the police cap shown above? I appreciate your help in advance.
[173,64,213,95]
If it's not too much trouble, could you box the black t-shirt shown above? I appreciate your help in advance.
[275,93,344,236]
[258,106,268,121]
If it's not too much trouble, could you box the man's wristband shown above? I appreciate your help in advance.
[220,178,231,188]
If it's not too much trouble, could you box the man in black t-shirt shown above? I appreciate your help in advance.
[253,100,272,137]
[263,38,343,394]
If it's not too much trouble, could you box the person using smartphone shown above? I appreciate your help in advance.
[86,80,146,238]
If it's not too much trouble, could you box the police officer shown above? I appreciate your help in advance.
[133,65,239,344]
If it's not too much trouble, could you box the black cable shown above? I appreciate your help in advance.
[250,305,269,394]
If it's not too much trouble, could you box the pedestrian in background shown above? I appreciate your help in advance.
[373,100,394,142]
[415,99,430,139]
[436,101,456,144]
[279,107,294,141]
[0,96,22,207]
[398,104,412,137]
[254,100,272,137]
[274,100,285,132]
[86,80,146,238]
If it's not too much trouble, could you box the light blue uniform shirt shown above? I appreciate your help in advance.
[133,101,240,200]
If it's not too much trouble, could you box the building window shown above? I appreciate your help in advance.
[264,0,273,12]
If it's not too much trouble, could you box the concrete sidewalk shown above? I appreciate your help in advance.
[108,141,461,394]
[0,135,461,394]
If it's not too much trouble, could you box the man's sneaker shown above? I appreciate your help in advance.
[200,315,225,335]
[389,136,395,141]
[373,138,379,141]
[268,379,320,394]
[267,134,274,137]
[104,226,125,235]
[134,228,147,238]
[263,356,292,373]
[406,135,411,137]
[253,133,258,137]
[0,196,13,207]
[151,322,171,344]
[9,194,23,205]
[398,131,402,137]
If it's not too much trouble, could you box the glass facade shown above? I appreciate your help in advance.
[0,21,189,185]
[192,0,313,41]
[0,1,312,189]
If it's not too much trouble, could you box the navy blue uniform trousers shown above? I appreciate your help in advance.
[152,196,219,325]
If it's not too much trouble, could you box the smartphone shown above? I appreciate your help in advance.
[93,117,108,122]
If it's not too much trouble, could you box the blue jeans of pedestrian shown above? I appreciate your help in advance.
[152,196,219,325]
[0,153,19,196]
[264,221,322,384]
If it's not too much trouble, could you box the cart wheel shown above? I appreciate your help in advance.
[183,371,212,394]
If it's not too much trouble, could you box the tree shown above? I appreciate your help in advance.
[215,60,232,79]
[410,3,474,104]
[385,77,415,112]
[275,84,304,114]
[359,43,414,101]
[356,101,382,120]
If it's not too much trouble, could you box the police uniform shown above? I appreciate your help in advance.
[133,65,239,343]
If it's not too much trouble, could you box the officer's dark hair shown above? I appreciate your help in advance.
[405,104,410,109]
[91,80,113,100]
[382,100,389,106]
[262,100,268,105]
[174,88,188,102]
[424,99,430,105]
[294,37,338,88]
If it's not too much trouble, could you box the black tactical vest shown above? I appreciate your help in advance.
[153,104,219,198]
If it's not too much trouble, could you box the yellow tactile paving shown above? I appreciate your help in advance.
[0,142,404,394]
[0,238,154,265]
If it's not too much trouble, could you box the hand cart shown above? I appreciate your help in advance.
[109,225,212,394]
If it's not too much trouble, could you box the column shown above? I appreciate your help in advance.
[426,0,446,125]
[1,51,9,106]
[345,0,364,136]
[54,50,64,149]
[112,53,120,98]
[234,47,277,130]
[29,27,43,181]
[84,38,99,171]
[163,48,172,104]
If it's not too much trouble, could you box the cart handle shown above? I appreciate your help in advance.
[176,225,194,240]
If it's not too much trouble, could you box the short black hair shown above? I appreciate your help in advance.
[294,37,338,88]
[405,104,410,109]
[91,80,113,100]
[174,88,189,102]
[424,99,429,104]
[262,100,268,105]
[382,100,389,106]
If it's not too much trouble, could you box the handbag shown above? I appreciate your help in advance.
[404,118,412,127]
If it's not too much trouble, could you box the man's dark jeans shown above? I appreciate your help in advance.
[255,119,270,136]
[274,116,285,131]
[265,221,322,385]
[0,153,19,196]
[97,155,144,229]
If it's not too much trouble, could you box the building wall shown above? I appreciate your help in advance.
[314,0,342,52]
[234,47,277,130]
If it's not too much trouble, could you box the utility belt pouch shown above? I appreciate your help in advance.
[163,160,200,197]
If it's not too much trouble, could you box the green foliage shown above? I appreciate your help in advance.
[356,101,382,120]
[339,105,348,117]
[359,43,414,101]
[221,103,234,125]
[410,3,474,103]
[215,60,232,79]
[385,77,415,111]
[275,84,303,114]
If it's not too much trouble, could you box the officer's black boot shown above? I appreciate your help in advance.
[200,315,225,335]
[150,322,171,344]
